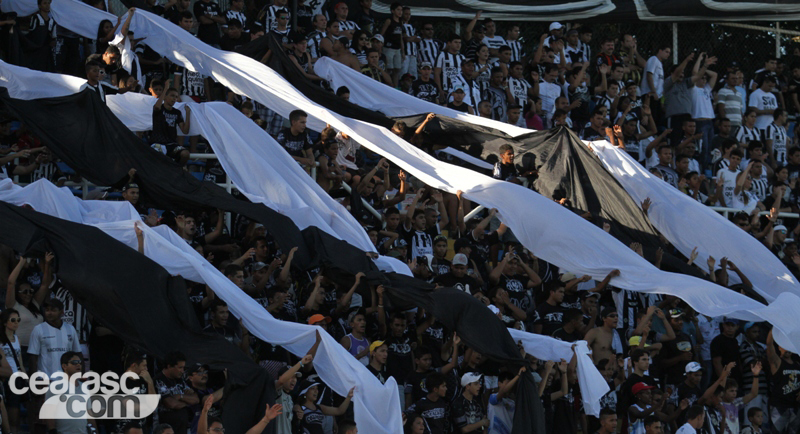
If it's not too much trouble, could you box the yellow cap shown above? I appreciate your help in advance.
[369,340,386,353]
[628,336,650,348]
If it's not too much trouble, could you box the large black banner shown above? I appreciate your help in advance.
[368,0,800,22]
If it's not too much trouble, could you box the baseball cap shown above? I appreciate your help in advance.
[371,34,384,43]
[369,340,386,353]
[452,253,469,266]
[549,22,563,31]
[122,183,139,191]
[601,306,617,318]
[581,291,600,300]
[419,61,433,69]
[394,239,408,248]
[722,317,739,325]
[278,365,302,378]
[461,372,482,387]
[559,272,577,283]
[290,32,308,44]
[628,336,650,348]
[451,84,465,93]
[474,24,485,33]
[625,80,637,88]
[669,308,684,319]
[774,225,787,232]
[729,61,741,69]
[307,314,332,325]
[187,363,209,375]
[43,298,64,310]
[631,382,655,395]
[252,261,267,271]
[685,361,702,374]
[299,380,320,396]
[743,321,757,331]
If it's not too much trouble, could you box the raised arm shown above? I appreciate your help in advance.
[497,366,526,400]
[5,257,24,308]
[321,387,354,416]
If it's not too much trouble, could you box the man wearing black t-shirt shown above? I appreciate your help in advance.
[410,62,440,103]
[219,19,249,52]
[114,352,155,433]
[380,313,414,400]
[406,372,449,434]
[367,341,389,384]
[667,361,703,425]
[654,145,680,188]
[581,108,608,141]
[452,372,489,432]
[659,309,695,386]
[489,251,541,312]
[535,284,566,336]
[618,349,658,423]
[710,318,741,383]
[151,78,190,165]
[492,144,518,182]
[552,308,584,342]
[154,352,198,434]
[193,0,224,47]
[275,110,315,173]
[433,253,479,294]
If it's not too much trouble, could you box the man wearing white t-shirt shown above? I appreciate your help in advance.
[691,58,718,168]
[537,64,562,128]
[28,298,81,376]
[640,44,671,99]
[716,149,743,207]
[676,404,705,434]
[748,75,779,132]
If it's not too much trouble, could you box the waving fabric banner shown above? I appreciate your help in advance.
[0,178,405,434]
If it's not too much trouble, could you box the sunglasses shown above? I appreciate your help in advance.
[737,222,750,227]
[17,289,34,295]
[8,318,19,323]
[67,360,81,365]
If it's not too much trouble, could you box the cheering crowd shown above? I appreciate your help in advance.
[2,0,800,434]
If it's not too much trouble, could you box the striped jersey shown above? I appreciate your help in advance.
[766,122,788,165]
[734,125,761,146]
[307,30,326,58]
[450,74,483,108]
[264,5,290,31]
[577,40,591,63]
[506,38,524,62]
[435,50,465,92]
[508,76,531,108]
[403,23,417,56]
[174,66,206,98]
[418,38,443,65]
[51,279,91,342]
[30,13,56,39]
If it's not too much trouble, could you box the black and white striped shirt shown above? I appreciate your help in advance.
[225,9,247,28]
[435,50,465,92]
[508,76,531,108]
[174,66,206,98]
[565,44,586,65]
[766,122,788,165]
[577,40,591,63]
[264,5,290,31]
[751,177,769,201]
[418,38,443,65]
[734,125,761,146]
[594,93,613,114]
[307,30,326,58]
[451,74,483,108]
[51,279,91,343]
[506,38,524,62]
[402,23,417,56]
